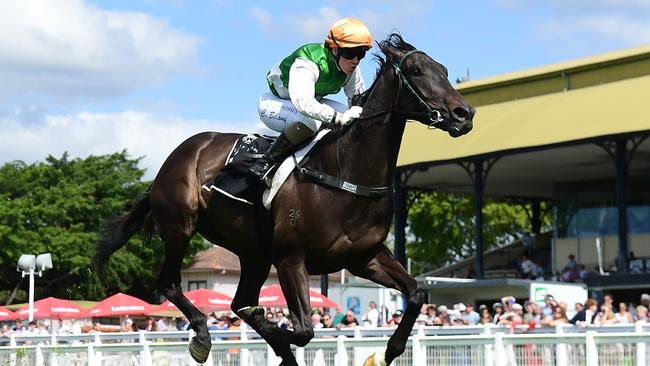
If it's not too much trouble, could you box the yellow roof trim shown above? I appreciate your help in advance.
[457,44,650,91]
[398,74,650,167]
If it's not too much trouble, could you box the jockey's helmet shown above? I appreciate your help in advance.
[325,17,373,49]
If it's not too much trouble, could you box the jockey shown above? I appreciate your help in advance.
[250,17,372,183]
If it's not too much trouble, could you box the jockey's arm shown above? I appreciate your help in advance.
[343,67,365,106]
[288,57,337,123]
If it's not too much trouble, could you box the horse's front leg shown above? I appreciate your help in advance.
[277,252,315,348]
[231,258,298,366]
[349,245,426,366]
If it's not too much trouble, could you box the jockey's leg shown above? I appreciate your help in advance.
[250,121,315,183]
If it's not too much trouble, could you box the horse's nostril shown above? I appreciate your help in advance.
[452,107,470,121]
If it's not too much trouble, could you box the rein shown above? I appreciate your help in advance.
[295,49,444,198]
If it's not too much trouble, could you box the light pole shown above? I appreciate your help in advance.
[16,253,53,322]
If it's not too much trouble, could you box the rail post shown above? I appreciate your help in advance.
[138,331,152,366]
[493,331,505,366]
[233,328,245,366]
[636,321,646,366]
[87,343,96,366]
[9,334,17,366]
[483,325,493,366]
[412,333,426,366]
[35,344,44,366]
[296,346,305,366]
[335,335,348,366]
[555,324,567,366]
[585,331,598,366]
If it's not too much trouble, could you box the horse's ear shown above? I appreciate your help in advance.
[378,41,399,64]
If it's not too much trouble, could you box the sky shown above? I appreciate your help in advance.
[2,0,650,179]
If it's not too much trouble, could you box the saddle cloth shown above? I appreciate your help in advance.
[201,129,331,208]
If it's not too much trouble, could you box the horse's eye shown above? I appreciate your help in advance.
[410,67,422,76]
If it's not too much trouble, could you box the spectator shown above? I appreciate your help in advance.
[565,254,578,270]
[385,311,402,327]
[362,301,380,328]
[321,313,334,328]
[523,301,537,327]
[520,255,537,279]
[176,317,190,331]
[337,310,359,329]
[616,303,634,324]
[603,293,618,313]
[1,323,13,338]
[635,305,648,322]
[90,322,103,334]
[311,313,324,329]
[570,298,597,327]
[156,317,171,331]
[463,303,480,325]
[265,312,275,323]
[479,307,492,325]
[595,304,618,325]
[425,306,438,326]
[144,317,158,332]
[276,311,291,330]
[437,305,451,326]
[578,264,589,281]
[492,302,504,324]
[541,306,568,327]
[574,302,584,314]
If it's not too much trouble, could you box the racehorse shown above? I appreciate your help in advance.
[96,33,474,365]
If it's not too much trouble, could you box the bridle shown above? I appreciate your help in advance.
[392,50,445,129]
[357,49,446,130]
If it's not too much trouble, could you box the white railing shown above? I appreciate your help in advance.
[1,323,649,366]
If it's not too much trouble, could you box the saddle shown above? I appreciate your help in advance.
[201,130,331,208]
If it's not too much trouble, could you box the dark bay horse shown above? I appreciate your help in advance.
[96,33,474,365]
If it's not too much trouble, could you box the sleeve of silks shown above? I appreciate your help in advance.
[344,66,365,107]
[288,57,337,123]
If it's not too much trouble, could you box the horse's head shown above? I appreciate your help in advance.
[379,34,474,137]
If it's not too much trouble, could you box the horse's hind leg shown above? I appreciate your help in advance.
[232,258,298,365]
[349,245,425,366]
[153,208,211,363]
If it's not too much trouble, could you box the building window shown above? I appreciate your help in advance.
[188,280,207,290]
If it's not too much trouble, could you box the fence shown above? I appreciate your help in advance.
[1,323,649,366]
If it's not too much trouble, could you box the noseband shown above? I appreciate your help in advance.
[392,50,445,129]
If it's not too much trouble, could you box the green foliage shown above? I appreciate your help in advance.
[0,151,208,304]
[406,191,550,275]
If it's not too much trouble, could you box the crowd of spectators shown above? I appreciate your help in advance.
[2,292,649,344]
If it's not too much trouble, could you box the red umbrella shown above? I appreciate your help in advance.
[15,297,88,320]
[88,293,153,317]
[151,289,232,315]
[0,306,16,321]
[258,284,341,309]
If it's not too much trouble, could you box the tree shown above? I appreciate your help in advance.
[405,191,550,275]
[0,152,208,304]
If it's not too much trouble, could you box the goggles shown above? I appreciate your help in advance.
[338,46,368,60]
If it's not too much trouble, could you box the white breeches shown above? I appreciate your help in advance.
[258,92,347,133]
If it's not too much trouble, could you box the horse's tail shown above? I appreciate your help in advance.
[95,189,154,267]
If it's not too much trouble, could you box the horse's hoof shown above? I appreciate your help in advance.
[188,337,211,364]
[363,352,387,366]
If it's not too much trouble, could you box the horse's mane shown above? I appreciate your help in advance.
[351,32,416,108]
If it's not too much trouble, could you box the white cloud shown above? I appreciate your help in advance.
[498,0,650,48]
[250,6,275,34]
[0,110,254,180]
[250,2,435,44]
[0,0,200,103]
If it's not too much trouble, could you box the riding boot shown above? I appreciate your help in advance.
[249,132,295,182]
